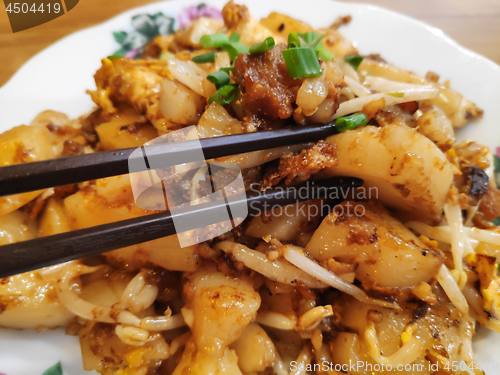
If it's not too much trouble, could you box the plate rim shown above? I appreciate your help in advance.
[2,0,499,91]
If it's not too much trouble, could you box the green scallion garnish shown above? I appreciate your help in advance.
[297,32,325,49]
[207,70,231,90]
[107,55,123,60]
[249,37,276,55]
[192,53,217,63]
[200,33,230,48]
[344,55,364,71]
[497,263,500,273]
[208,84,239,105]
[220,67,234,74]
[335,113,368,132]
[288,32,333,62]
[222,42,250,61]
[316,47,334,62]
[387,92,405,98]
[288,33,302,48]
[282,48,322,79]
[297,32,318,45]
[492,217,500,226]
[229,33,240,43]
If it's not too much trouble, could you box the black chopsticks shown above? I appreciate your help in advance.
[0,122,338,197]
[0,177,362,278]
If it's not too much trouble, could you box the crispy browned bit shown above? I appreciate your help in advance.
[454,140,490,171]
[329,15,352,29]
[346,227,378,246]
[61,140,85,157]
[472,210,496,229]
[452,141,492,207]
[479,187,500,221]
[410,301,429,323]
[233,44,303,121]
[216,253,244,278]
[222,0,249,29]
[262,141,338,186]
[85,322,124,365]
[375,105,416,128]
[46,123,69,136]
[462,166,489,204]
[13,147,33,163]
[425,71,440,82]
[28,194,48,220]
[82,108,105,144]
[142,41,162,59]
[53,184,78,199]
[397,101,419,114]
[151,268,181,302]
[364,282,412,304]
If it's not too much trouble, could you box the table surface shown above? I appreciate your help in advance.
[0,0,499,87]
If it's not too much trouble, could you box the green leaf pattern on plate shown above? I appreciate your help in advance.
[110,4,221,59]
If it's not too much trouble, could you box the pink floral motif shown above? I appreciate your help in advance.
[124,49,139,59]
[177,4,222,29]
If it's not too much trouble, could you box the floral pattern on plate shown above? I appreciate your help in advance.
[109,3,222,59]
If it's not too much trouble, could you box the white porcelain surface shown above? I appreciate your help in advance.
[0,0,499,373]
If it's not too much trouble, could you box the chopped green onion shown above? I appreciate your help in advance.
[249,37,275,55]
[387,92,405,98]
[282,48,322,79]
[207,70,230,90]
[192,52,217,63]
[344,55,364,71]
[200,33,229,48]
[208,84,239,105]
[220,67,234,74]
[498,263,500,273]
[43,362,63,375]
[107,55,123,60]
[315,47,334,62]
[229,33,240,43]
[288,33,301,48]
[222,42,250,61]
[290,32,332,62]
[297,32,320,45]
[297,32,325,49]
[335,113,368,132]
[492,217,500,226]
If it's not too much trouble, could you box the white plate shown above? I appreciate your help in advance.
[1,0,499,373]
